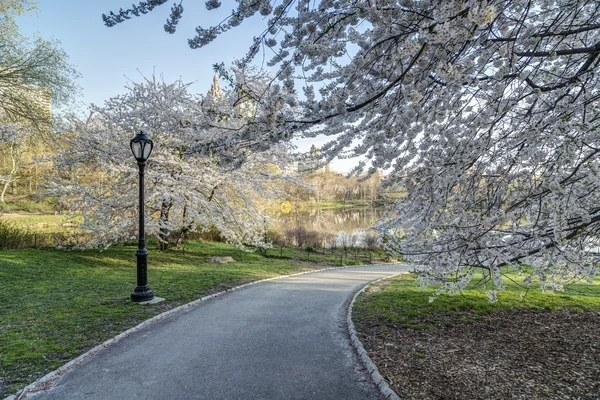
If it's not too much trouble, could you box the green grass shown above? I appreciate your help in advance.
[264,245,381,266]
[0,241,319,396]
[353,271,600,331]
[0,197,58,214]
[0,213,79,233]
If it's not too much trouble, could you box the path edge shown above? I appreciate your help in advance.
[346,273,408,400]
[8,263,394,400]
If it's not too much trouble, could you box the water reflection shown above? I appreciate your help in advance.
[271,207,385,235]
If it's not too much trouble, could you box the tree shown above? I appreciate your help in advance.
[0,0,36,38]
[49,71,296,249]
[0,1,79,204]
[0,0,79,127]
[104,1,600,297]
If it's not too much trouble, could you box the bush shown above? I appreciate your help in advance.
[304,230,323,248]
[363,232,381,251]
[0,219,35,249]
[183,226,224,243]
[284,226,324,248]
[267,230,286,246]
[285,226,308,247]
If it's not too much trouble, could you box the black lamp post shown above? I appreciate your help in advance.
[130,131,154,302]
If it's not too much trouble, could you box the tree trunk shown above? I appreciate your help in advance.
[0,142,18,203]
[174,204,191,248]
[0,175,11,203]
[158,200,172,251]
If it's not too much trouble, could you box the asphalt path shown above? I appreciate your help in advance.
[26,264,410,400]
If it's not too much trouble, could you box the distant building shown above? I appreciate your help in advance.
[207,74,224,102]
[204,74,256,119]
[285,144,332,175]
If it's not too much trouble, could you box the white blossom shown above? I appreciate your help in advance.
[48,68,298,249]
[105,0,600,298]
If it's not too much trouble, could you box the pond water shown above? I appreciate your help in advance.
[270,206,385,236]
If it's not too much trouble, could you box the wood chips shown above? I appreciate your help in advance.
[355,310,600,399]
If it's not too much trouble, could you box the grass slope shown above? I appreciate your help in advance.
[0,242,314,396]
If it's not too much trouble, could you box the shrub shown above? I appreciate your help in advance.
[180,226,224,243]
[285,226,308,247]
[267,230,286,246]
[363,232,381,251]
[0,219,35,250]
[284,226,325,248]
[304,230,323,248]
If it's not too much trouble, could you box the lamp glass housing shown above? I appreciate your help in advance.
[130,132,153,162]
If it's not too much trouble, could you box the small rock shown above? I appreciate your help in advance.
[207,256,236,264]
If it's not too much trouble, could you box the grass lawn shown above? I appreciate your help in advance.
[264,244,387,266]
[0,197,58,214]
[0,213,80,233]
[0,241,323,397]
[352,271,600,399]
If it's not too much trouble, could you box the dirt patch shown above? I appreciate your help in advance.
[354,310,600,400]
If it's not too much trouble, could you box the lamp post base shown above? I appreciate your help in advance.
[136,296,165,305]
[131,286,154,302]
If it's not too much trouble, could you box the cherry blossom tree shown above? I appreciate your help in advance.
[104,1,600,296]
[49,69,296,249]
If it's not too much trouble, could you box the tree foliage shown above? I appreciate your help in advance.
[0,0,36,38]
[105,0,600,296]
[0,0,79,127]
[0,1,79,205]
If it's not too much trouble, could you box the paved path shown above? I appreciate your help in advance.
[27,264,410,400]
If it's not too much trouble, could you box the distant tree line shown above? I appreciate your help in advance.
[283,170,385,204]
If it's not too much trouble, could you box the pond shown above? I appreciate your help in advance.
[270,206,386,236]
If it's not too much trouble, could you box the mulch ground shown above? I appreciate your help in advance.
[354,310,600,400]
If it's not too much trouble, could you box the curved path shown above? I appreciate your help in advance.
[27,264,410,400]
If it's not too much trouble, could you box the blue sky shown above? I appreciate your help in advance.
[17,1,356,171]
[17,1,263,107]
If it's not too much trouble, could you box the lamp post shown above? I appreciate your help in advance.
[130,131,154,302]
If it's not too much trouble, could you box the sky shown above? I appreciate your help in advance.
[16,0,357,172]
[17,1,262,107]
